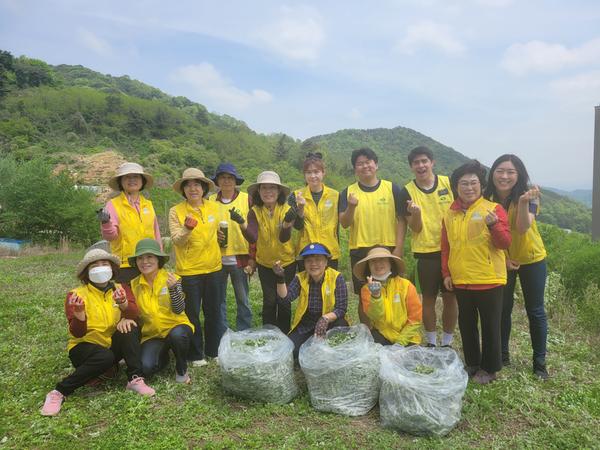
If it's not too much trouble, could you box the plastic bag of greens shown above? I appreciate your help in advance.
[379,345,468,436]
[218,326,298,404]
[299,324,381,416]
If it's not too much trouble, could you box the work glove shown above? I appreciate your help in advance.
[229,207,245,225]
[314,316,330,338]
[96,208,110,224]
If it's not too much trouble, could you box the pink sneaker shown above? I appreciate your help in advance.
[41,390,64,416]
[126,375,155,396]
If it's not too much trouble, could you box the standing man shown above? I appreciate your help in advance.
[399,146,457,347]
[339,147,407,324]
[209,163,254,331]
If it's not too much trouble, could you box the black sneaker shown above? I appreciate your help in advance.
[425,343,436,348]
[533,363,549,380]
[502,352,511,366]
[440,344,453,349]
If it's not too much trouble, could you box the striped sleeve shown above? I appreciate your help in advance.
[168,281,186,314]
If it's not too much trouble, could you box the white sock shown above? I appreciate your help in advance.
[426,331,437,346]
[442,332,454,346]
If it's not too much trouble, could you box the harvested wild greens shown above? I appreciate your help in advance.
[379,345,468,437]
[218,327,298,404]
[299,324,381,416]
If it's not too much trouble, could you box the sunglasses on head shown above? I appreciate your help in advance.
[305,152,323,160]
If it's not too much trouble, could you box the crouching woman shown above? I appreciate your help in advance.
[41,249,154,416]
[354,247,422,346]
[129,239,194,384]
[275,243,348,358]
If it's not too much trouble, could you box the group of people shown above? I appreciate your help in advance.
[41,146,549,416]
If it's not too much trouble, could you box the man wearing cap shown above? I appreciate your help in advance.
[274,243,348,358]
[209,163,254,331]
[169,168,223,366]
[398,146,456,348]
[98,162,161,284]
[338,147,407,324]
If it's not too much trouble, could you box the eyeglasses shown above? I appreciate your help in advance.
[305,152,323,159]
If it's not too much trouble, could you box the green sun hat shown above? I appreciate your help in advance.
[128,238,169,268]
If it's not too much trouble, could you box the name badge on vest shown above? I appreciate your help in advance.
[438,188,449,197]
[471,212,483,221]
[143,207,150,214]
[377,197,389,206]
[393,294,401,303]
[325,287,331,296]
[324,199,333,208]
[159,287,169,296]
[208,215,215,223]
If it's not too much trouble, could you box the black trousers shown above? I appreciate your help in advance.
[288,317,348,359]
[257,263,296,334]
[56,327,143,396]
[455,286,503,374]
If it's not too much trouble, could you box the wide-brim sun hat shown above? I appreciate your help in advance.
[352,247,405,281]
[173,168,217,195]
[211,162,244,186]
[299,242,331,259]
[108,162,154,191]
[76,248,120,277]
[128,238,169,268]
[247,171,290,198]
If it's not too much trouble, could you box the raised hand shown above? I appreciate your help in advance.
[113,287,127,305]
[295,191,306,210]
[272,260,285,278]
[229,207,245,224]
[485,209,498,227]
[96,208,110,224]
[519,185,541,204]
[348,193,359,207]
[366,276,382,297]
[406,200,421,216]
[166,272,178,288]
[68,293,86,313]
[283,207,297,223]
[314,316,330,338]
[184,215,198,230]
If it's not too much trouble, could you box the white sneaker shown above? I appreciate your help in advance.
[190,359,208,367]
[175,372,191,384]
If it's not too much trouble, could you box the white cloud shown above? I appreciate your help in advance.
[256,6,324,63]
[549,70,600,103]
[171,63,273,111]
[395,21,465,56]
[78,28,112,57]
[501,38,600,76]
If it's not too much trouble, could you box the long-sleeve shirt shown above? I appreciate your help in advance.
[278,274,348,333]
[65,283,139,338]
[101,196,162,247]
[441,200,511,290]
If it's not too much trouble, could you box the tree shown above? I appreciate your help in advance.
[105,94,123,113]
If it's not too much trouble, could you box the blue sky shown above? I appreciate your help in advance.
[1,0,599,189]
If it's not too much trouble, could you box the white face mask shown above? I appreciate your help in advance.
[372,271,392,282]
[88,266,113,284]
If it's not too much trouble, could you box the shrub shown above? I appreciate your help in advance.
[578,282,600,333]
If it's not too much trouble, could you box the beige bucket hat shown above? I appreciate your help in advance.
[108,162,154,191]
[76,248,120,277]
[172,168,217,195]
[352,247,406,281]
[247,171,290,198]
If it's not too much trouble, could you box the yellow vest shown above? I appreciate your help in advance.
[208,191,250,256]
[130,269,194,343]
[347,180,397,250]
[443,197,507,285]
[67,284,122,351]
[110,192,157,268]
[405,175,453,253]
[172,201,222,276]
[290,268,341,332]
[253,204,296,267]
[507,202,547,265]
[295,185,340,260]
[364,276,422,345]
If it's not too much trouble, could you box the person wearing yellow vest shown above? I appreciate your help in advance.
[354,247,422,346]
[242,171,297,334]
[338,147,407,324]
[129,239,194,384]
[41,249,154,417]
[275,243,348,358]
[291,153,341,271]
[398,146,457,349]
[485,154,549,380]
[98,162,161,284]
[209,163,254,331]
[169,168,223,367]
[441,161,512,385]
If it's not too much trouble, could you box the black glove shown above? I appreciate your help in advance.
[228,207,245,225]
[314,316,330,338]
[96,208,110,224]
[283,207,297,223]
[287,192,298,210]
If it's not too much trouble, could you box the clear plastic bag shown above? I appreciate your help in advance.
[379,345,468,436]
[299,324,381,416]
[218,326,298,404]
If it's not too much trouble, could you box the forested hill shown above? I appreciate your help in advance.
[0,50,592,233]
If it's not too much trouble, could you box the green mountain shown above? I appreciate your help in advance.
[546,188,592,208]
[0,50,592,234]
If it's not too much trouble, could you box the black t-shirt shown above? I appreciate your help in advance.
[338,179,403,217]
[397,175,440,217]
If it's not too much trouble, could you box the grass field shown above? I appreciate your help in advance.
[1,251,599,449]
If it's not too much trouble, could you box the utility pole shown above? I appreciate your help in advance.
[593,106,600,241]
